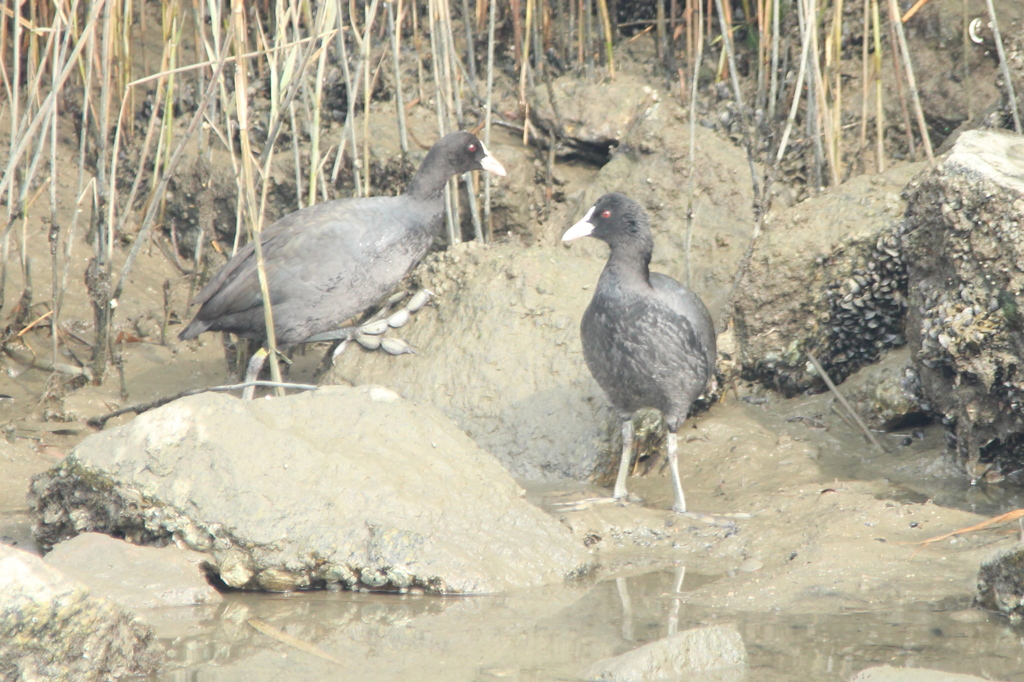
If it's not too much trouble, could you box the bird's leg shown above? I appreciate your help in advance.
[667,429,687,513]
[612,417,634,500]
[241,348,268,400]
[668,427,751,528]
[239,347,293,399]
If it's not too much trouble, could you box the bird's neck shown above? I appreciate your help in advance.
[601,247,653,290]
[406,147,452,200]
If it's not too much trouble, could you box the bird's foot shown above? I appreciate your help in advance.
[670,506,751,529]
[329,290,433,361]
[548,492,643,512]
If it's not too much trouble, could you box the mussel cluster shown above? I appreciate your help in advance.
[822,231,908,384]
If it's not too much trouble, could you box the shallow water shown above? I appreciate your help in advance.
[155,567,1023,681]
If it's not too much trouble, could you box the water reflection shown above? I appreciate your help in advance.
[155,567,1023,681]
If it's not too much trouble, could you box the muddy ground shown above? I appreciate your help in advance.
[4,0,1024,678]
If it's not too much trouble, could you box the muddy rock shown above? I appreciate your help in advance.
[976,541,1024,620]
[531,73,661,159]
[733,162,924,395]
[902,129,1024,479]
[838,348,925,431]
[325,243,613,481]
[29,386,591,594]
[0,543,161,681]
[580,624,747,681]
[45,532,220,611]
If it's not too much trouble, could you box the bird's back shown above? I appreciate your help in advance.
[179,193,443,344]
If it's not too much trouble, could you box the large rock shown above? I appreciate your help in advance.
[45,533,221,611]
[0,543,160,681]
[733,162,922,395]
[902,129,1024,478]
[29,386,592,594]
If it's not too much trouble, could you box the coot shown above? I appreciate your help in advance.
[562,192,716,514]
[179,131,506,384]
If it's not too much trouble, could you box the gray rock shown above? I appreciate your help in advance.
[850,665,1003,682]
[977,541,1024,620]
[45,532,221,610]
[902,129,1024,480]
[29,386,592,594]
[733,161,923,395]
[581,624,747,681]
[0,543,160,681]
[838,347,924,431]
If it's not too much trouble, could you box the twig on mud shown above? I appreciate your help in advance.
[248,618,342,666]
[3,343,92,380]
[805,351,886,453]
[914,509,1024,552]
[85,380,320,429]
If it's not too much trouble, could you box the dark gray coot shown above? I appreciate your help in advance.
[179,131,505,388]
[562,192,716,514]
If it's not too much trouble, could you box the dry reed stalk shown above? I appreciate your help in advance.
[984,0,1021,133]
[483,0,497,240]
[595,0,614,76]
[461,0,478,85]
[361,0,380,197]
[884,8,917,160]
[807,0,836,186]
[768,0,780,120]
[829,0,843,182]
[885,0,933,161]
[330,11,362,192]
[712,0,760,199]
[388,0,409,154]
[231,0,283,394]
[859,0,869,150]
[48,7,62,367]
[308,0,337,205]
[871,0,885,172]
[685,0,704,289]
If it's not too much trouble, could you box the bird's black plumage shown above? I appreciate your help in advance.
[563,192,716,513]
[179,131,506,345]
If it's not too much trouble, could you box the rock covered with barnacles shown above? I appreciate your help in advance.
[733,162,924,396]
[902,129,1024,480]
[28,386,592,594]
[976,541,1024,621]
[0,543,161,680]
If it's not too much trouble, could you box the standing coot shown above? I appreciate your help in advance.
[562,192,716,515]
[179,131,506,386]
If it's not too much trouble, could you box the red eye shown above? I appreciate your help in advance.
[601,210,611,218]
[468,143,478,152]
